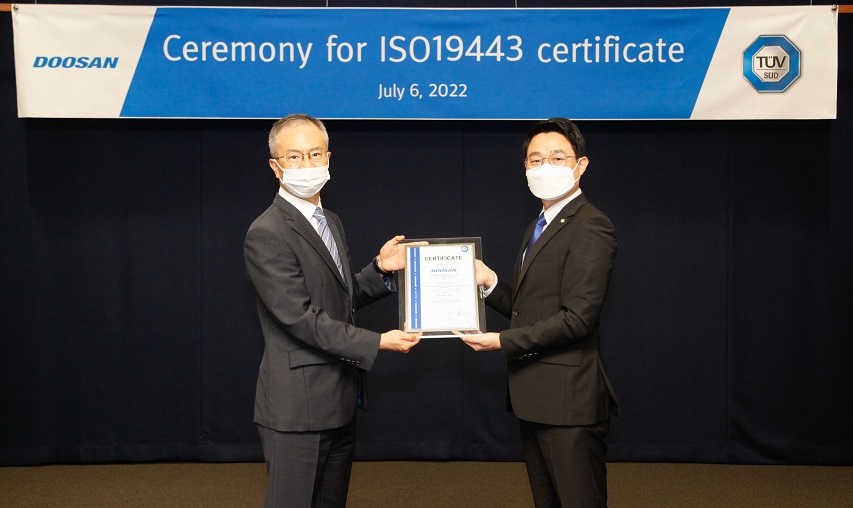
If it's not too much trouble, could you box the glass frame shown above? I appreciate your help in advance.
[398,237,487,338]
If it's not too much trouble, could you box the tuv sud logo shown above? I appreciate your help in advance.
[742,35,801,93]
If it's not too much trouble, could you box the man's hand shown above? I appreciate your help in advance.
[376,236,428,273]
[461,332,501,351]
[475,259,496,288]
[379,330,421,353]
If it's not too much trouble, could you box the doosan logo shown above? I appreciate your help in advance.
[33,56,119,69]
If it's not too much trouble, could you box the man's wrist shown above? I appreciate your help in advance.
[373,255,393,276]
[481,272,498,298]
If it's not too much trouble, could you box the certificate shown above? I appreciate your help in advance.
[399,238,486,338]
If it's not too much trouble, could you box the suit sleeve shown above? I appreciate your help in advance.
[244,222,381,370]
[331,212,395,309]
[499,211,617,361]
[485,279,514,319]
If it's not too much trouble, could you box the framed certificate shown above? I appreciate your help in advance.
[398,237,486,338]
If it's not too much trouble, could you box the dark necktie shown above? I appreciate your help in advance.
[524,213,547,265]
[313,207,346,283]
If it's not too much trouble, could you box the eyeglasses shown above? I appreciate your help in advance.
[524,154,578,169]
[274,150,328,168]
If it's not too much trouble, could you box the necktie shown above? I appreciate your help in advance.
[313,207,346,283]
[524,213,547,265]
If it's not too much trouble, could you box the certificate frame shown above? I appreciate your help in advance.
[398,237,486,338]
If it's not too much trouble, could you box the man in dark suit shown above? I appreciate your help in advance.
[244,113,420,507]
[463,118,619,508]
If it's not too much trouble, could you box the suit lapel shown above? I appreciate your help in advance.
[515,193,589,291]
[273,196,348,289]
[325,214,351,289]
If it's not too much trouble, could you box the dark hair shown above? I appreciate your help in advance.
[522,118,586,159]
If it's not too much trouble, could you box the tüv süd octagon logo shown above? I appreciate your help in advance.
[743,35,801,93]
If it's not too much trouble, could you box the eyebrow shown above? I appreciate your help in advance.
[528,150,574,156]
[285,146,327,153]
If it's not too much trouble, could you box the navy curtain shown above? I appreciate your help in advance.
[2,1,851,466]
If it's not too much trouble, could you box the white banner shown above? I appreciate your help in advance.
[692,6,838,119]
[12,5,838,120]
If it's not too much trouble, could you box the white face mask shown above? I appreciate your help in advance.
[526,160,581,201]
[275,160,330,198]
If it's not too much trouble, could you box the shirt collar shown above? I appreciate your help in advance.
[540,188,582,228]
[278,187,322,223]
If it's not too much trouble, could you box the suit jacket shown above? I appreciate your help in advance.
[486,192,619,426]
[244,195,392,432]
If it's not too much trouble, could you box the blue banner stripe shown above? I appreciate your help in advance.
[120,8,729,119]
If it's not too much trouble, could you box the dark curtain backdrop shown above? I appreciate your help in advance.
[2,1,852,466]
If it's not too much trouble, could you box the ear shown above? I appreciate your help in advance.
[269,159,283,179]
[576,156,589,178]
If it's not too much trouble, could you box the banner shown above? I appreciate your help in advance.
[12,5,838,120]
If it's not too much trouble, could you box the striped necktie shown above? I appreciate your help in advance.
[313,207,346,283]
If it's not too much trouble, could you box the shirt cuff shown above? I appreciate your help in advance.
[481,273,498,298]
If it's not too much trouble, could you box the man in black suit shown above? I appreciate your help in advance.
[464,118,619,508]
[244,113,420,507]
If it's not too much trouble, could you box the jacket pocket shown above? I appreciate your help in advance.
[289,347,332,368]
[537,348,582,367]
